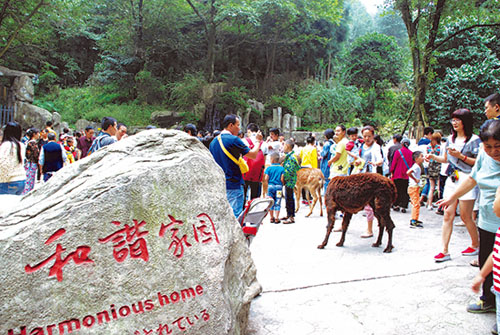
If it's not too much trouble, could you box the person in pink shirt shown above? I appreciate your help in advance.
[390,138,413,213]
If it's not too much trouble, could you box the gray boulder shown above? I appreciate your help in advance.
[75,119,100,132]
[0,129,261,335]
[150,110,184,128]
[15,101,52,130]
[12,75,34,103]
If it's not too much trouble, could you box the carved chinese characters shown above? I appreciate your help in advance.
[24,214,220,283]
[0,129,261,335]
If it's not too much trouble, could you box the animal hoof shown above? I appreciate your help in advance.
[305,213,311,217]
[372,243,381,248]
[317,244,325,249]
[336,242,344,247]
[383,247,393,253]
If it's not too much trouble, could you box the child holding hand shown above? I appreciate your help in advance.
[407,151,424,228]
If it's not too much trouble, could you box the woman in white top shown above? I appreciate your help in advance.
[426,109,481,262]
[354,125,383,238]
[0,122,26,195]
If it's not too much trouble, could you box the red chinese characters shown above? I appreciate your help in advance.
[193,213,220,244]
[134,309,210,334]
[25,214,220,281]
[99,220,150,262]
[159,215,192,259]
[25,228,94,282]
[159,214,220,259]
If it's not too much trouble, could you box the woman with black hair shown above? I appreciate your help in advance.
[22,128,40,194]
[426,109,481,263]
[0,122,26,195]
[438,119,500,318]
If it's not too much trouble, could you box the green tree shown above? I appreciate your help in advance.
[347,33,403,89]
[390,0,500,127]
[0,0,47,59]
[345,0,374,43]
[427,19,500,127]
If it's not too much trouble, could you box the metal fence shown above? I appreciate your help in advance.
[1,105,14,127]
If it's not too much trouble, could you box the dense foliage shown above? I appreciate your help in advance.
[1,0,499,136]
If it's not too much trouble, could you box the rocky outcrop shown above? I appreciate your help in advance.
[0,129,261,335]
[12,75,35,103]
[150,110,184,129]
[15,101,52,130]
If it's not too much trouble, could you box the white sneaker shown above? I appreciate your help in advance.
[427,205,433,211]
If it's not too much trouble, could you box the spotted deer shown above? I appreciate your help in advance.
[294,168,324,217]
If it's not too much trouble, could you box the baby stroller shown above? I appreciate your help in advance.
[238,197,274,246]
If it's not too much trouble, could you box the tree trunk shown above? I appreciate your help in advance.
[397,0,446,127]
[206,23,216,83]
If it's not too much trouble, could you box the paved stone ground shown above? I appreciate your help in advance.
[245,202,495,335]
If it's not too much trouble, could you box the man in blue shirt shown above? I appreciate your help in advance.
[88,117,117,154]
[209,114,263,218]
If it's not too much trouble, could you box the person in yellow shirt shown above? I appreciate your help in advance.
[328,125,349,177]
[300,135,318,168]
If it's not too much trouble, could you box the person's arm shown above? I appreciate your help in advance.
[244,132,263,160]
[472,253,494,293]
[436,176,477,208]
[426,143,448,163]
[60,144,68,164]
[280,173,285,185]
[448,148,476,166]
[320,142,330,158]
[407,168,419,185]
[39,147,45,166]
[328,152,341,166]
[372,146,383,166]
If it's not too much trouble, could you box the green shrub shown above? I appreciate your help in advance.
[167,72,207,110]
[34,84,154,127]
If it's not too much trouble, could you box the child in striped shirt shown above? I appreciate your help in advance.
[472,186,500,334]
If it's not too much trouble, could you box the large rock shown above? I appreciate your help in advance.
[12,75,34,103]
[150,111,183,128]
[15,101,52,130]
[0,129,261,335]
[75,119,100,132]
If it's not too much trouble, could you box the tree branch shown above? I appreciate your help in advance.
[0,0,46,59]
[185,0,208,35]
[433,23,500,51]
[0,0,12,27]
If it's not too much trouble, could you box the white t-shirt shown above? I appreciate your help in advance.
[263,140,282,165]
[408,163,421,187]
[359,142,383,173]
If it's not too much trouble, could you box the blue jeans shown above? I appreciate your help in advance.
[0,180,26,195]
[227,186,244,218]
[268,184,283,211]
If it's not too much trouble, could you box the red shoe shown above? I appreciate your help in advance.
[434,253,451,262]
[462,247,479,256]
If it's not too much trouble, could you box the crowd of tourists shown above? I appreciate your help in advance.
[0,116,127,195]
[206,93,500,334]
[1,92,500,333]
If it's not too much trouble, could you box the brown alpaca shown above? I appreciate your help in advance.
[318,173,397,253]
[294,168,324,217]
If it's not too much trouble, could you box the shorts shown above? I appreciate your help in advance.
[268,184,283,211]
[443,171,478,201]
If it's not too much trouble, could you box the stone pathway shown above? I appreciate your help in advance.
[246,203,495,335]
